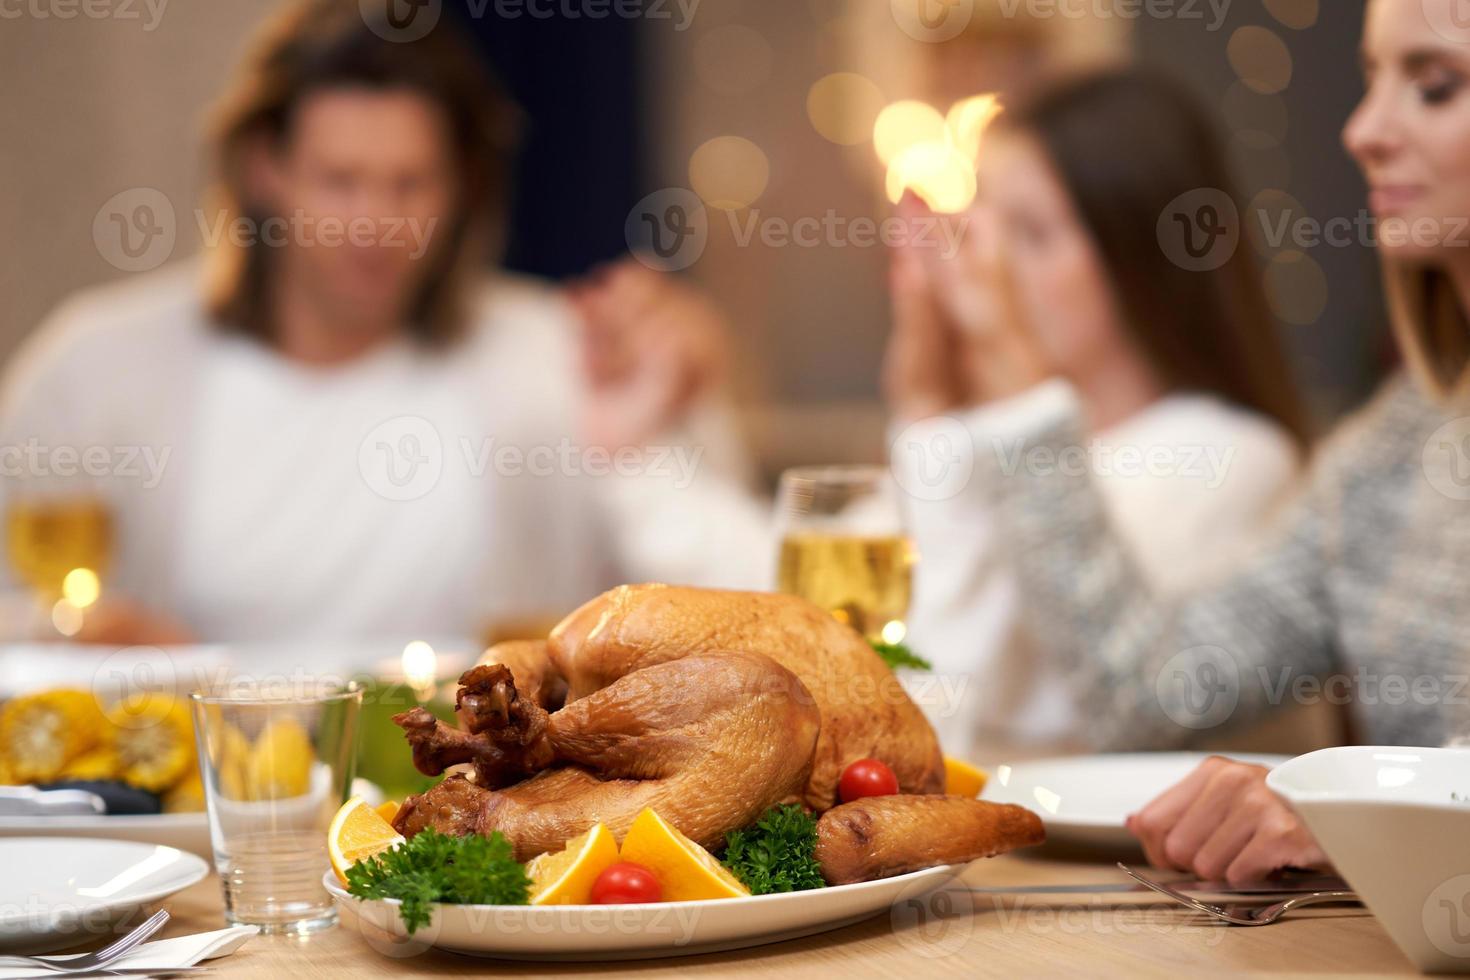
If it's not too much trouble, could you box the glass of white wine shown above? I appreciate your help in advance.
[775,465,915,644]
[5,494,113,635]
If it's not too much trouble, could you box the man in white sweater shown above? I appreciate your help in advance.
[0,1,769,645]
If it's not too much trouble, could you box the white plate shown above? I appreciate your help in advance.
[0,838,209,954]
[0,813,212,860]
[326,864,963,960]
[983,752,1289,848]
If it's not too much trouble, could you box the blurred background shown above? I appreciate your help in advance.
[0,0,1383,482]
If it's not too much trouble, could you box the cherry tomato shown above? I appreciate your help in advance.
[839,758,900,802]
[589,862,663,904]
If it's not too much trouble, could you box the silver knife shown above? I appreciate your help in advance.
[969,873,1349,895]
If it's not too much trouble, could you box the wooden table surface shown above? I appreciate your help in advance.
[151,846,1415,979]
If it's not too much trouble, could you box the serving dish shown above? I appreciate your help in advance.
[326,862,964,960]
[1268,746,1470,974]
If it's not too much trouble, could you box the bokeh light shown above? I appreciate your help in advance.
[694,25,774,95]
[885,141,978,213]
[1223,82,1288,149]
[945,93,1004,163]
[401,640,438,696]
[807,72,886,146]
[1264,0,1319,30]
[51,599,83,637]
[873,100,947,166]
[1228,26,1294,95]
[61,567,101,608]
[1247,188,1307,256]
[689,136,770,211]
[1266,249,1329,325]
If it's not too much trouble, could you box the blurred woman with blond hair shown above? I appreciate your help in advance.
[899,0,1470,883]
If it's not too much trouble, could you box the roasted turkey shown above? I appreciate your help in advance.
[391,584,1035,871]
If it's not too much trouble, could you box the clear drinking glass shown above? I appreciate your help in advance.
[190,682,362,934]
[775,465,916,644]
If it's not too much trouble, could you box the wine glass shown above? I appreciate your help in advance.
[5,492,113,636]
[775,465,916,645]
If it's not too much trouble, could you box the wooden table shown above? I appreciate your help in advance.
[152,846,1414,978]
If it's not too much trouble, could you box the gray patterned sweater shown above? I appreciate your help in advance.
[974,374,1470,749]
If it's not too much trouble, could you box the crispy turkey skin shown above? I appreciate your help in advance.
[393,585,947,862]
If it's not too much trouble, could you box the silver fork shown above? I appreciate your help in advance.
[3,910,170,973]
[1118,864,1359,925]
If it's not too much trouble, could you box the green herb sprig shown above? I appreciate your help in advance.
[869,639,933,672]
[721,803,826,895]
[345,828,530,933]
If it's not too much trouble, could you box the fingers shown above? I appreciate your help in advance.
[889,241,926,301]
[1191,791,1272,881]
[1126,758,1329,884]
[882,273,964,419]
[1159,762,1270,871]
[1126,756,1225,870]
[569,259,662,382]
[1222,810,1331,884]
[570,259,730,422]
[74,598,196,646]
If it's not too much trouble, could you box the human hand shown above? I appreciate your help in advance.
[882,240,968,422]
[566,258,731,449]
[1126,756,1331,884]
[884,196,1051,419]
[70,598,197,647]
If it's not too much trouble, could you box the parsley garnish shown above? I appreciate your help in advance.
[869,639,933,672]
[721,803,825,895]
[345,828,531,933]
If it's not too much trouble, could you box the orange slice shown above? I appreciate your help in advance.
[526,823,620,905]
[375,800,401,824]
[944,756,988,797]
[618,808,749,901]
[328,795,405,884]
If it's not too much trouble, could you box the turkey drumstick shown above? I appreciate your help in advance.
[393,663,555,790]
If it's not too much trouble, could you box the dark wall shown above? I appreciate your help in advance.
[450,2,642,279]
[1137,0,1390,421]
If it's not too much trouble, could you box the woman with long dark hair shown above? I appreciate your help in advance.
[888,69,1312,753]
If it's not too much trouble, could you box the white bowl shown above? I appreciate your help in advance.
[1267,747,1470,974]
